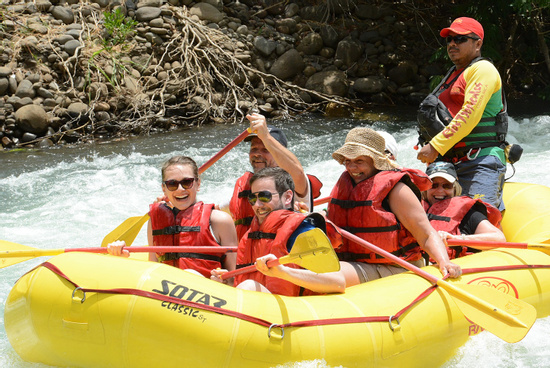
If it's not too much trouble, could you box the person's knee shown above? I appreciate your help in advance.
[236,279,271,293]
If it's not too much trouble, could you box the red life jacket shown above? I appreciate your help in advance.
[327,169,432,264]
[229,172,255,241]
[235,210,316,297]
[423,196,502,258]
[229,172,323,241]
[149,201,222,277]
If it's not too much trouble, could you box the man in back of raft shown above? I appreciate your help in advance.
[226,113,322,240]
[212,167,346,296]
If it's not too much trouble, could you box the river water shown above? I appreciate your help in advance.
[1,107,549,367]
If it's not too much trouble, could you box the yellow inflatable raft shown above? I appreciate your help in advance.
[5,182,550,368]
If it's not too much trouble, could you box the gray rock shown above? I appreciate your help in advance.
[190,3,223,23]
[37,87,55,99]
[320,26,340,49]
[0,78,8,95]
[135,7,162,22]
[388,61,418,86]
[0,67,12,77]
[202,0,223,11]
[297,32,323,55]
[64,40,81,56]
[253,36,277,57]
[305,70,349,97]
[137,0,162,8]
[21,132,38,143]
[15,104,49,134]
[269,49,304,80]
[285,3,300,17]
[335,37,364,68]
[15,80,35,98]
[51,6,75,24]
[28,23,49,34]
[67,102,89,115]
[353,76,386,94]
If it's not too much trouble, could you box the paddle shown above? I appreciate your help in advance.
[333,225,537,343]
[447,238,550,255]
[313,196,329,207]
[101,128,251,247]
[221,228,340,280]
[0,239,237,269]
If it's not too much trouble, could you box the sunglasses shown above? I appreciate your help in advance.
[431,182,454,190]
[163,178,196,191]
[446,35,480,44]
[247,191,280,206]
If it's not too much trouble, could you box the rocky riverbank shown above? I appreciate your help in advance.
[0,0,483,149]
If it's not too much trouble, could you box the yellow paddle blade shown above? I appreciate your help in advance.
[0,240,38,268]
[438,281,537,343]
[281,228,340,273]
[101,214,150,247]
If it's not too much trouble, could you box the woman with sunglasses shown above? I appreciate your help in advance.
[422,162,505,259]
[108,156,238,278]
[416,17,508,212]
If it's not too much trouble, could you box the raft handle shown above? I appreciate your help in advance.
[72,287,86,303]
[388,315,401,332]
[268,324,284,339]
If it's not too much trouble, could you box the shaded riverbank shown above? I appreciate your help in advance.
[1,0,547,150]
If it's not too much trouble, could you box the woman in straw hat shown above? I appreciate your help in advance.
[327,128,462,284]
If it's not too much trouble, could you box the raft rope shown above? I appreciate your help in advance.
[35,261,550,338]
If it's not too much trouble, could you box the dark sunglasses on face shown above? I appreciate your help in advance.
[163,178,196,191]
[431,182,454,190]
[247,191,280,206]
[446,35,480,44]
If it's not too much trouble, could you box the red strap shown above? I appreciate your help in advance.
[35,261,550,331]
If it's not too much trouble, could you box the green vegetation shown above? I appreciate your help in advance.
[102,8,138,49]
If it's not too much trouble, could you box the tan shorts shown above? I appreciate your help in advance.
[349,259,426,283]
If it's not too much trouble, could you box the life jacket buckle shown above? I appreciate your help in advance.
[466,148,480,161]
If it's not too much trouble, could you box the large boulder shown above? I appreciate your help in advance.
[305,70,349,97]
[15,105,49,135]
[190,3,223,23]
[269,49,305,80]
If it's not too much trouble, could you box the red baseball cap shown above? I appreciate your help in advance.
[440,17,484,40]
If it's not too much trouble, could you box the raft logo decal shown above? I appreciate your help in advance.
[152,279,227,322]
[465,277,519,336]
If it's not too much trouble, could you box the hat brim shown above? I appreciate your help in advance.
[429,172,457,183]
[332,144,399,171]
[440,27,472,37]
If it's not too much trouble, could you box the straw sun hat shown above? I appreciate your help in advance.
[332,127,400,171]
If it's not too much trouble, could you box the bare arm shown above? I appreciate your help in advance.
[210,209,238,271]
[388,182,462,278]
[247,113,309,199]
[439,219,506,244]
[255,254,346,293]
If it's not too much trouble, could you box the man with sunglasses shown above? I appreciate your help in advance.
[213,167,346,296]
[422,162,505,259]
[228,113,322,240]
[417,17,508,212]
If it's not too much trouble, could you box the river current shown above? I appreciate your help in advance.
[1,107,549,367]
